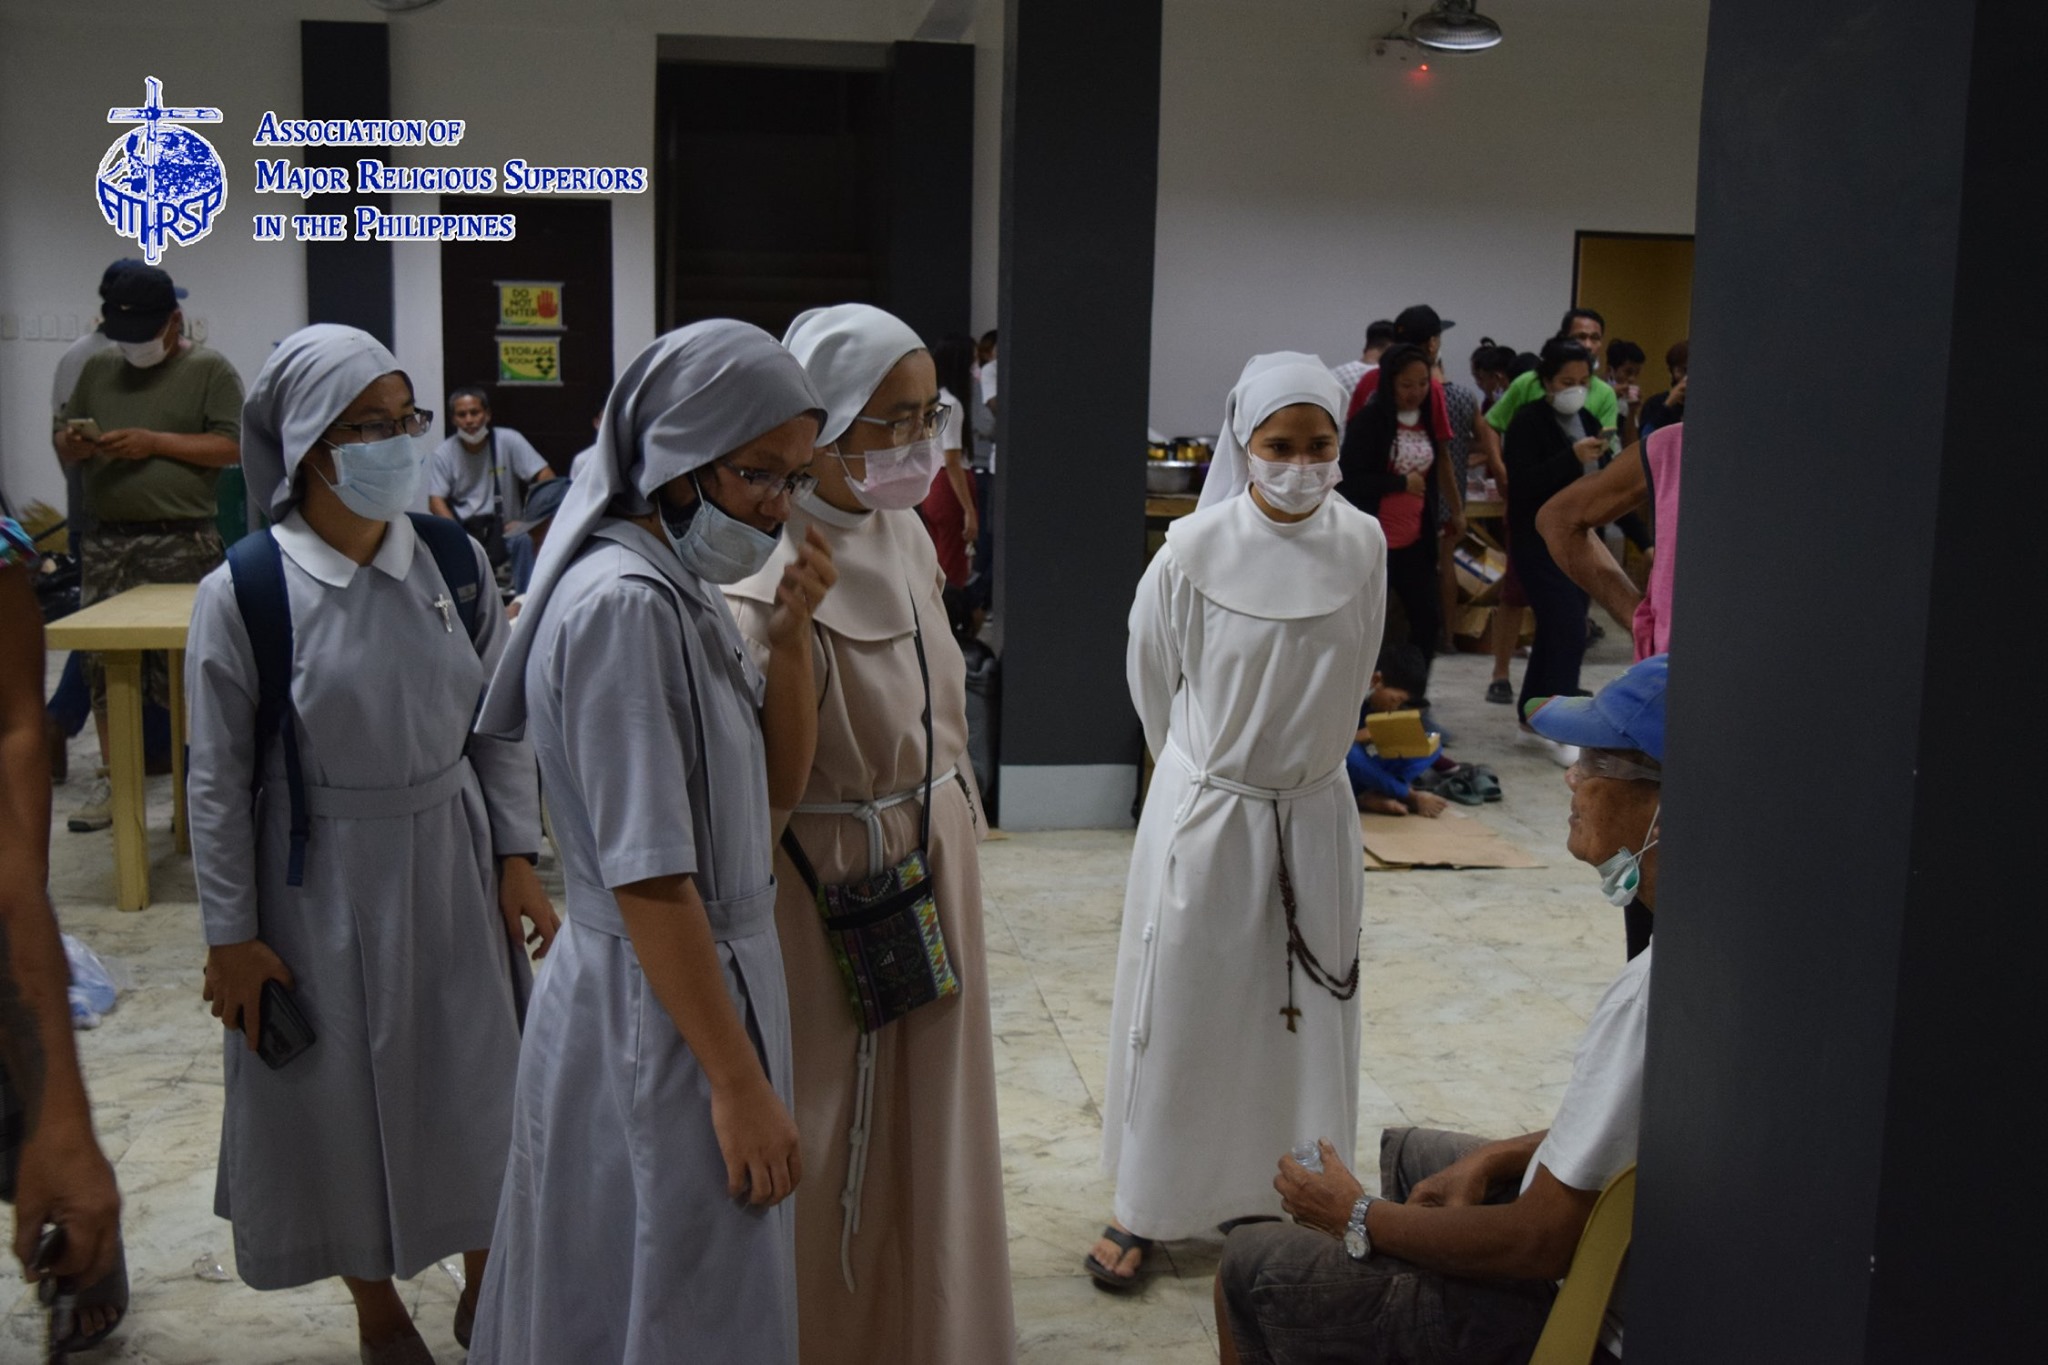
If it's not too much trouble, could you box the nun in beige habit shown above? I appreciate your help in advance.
[726,303,1015,1365]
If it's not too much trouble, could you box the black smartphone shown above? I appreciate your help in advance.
[256,979,316,1070]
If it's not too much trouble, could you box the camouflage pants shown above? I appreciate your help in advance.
[82,527,224,716]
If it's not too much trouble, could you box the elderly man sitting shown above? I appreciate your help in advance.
[1216,654,1669,1365]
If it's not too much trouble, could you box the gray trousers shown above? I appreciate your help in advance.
[1219,1127,1609,1365]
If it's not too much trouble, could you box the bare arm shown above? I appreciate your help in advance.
[943,447,978,540]
[0,568,121,1285]
[429,496,457,520]
[1472,415,1506,489]
[1276,1132,1594,1281]
[1535,442,1650,628]
[1435,438,1464,537]
[613,873,801,1204]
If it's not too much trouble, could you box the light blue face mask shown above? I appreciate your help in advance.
[658,473,780,583]
[318,433,425,521]
[1594,804,1661,906]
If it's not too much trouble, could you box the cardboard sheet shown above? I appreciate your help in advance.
[1360,809,1545,870]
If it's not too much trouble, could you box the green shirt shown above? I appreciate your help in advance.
[1485,370,1619,433]
[63,343,244,524]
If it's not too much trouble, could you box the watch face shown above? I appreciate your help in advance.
[1345,1227,1367,1260]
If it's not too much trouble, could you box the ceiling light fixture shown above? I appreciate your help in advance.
[1409,0,1504,53]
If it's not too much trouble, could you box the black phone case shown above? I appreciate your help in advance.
[257,979,315,1070]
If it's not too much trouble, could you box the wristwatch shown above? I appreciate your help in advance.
[1344,1194,1377,1261]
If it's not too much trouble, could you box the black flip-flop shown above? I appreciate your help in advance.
[1085,1225,1154,1291]
[1466,765,1504,802]
[1216,1215,1282,1236]
[43,1242,127,1356]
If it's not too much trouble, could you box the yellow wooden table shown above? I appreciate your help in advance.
[45,583,197,910]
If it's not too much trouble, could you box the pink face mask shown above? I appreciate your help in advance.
[840,437,944,511]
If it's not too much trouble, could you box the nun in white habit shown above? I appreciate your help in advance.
[1089,353,1387,1285]
[184,324,554,1363]
[467,320,838,1365]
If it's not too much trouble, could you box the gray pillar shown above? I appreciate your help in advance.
[993,0,1161,828]
[1633,2,2047,1358]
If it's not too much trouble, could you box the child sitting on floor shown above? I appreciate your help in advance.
[1348,643,1449,818]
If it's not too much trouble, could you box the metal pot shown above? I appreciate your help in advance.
[1146,460,1200,495]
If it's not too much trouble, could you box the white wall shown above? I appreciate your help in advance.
[1147,0,1709,435]
[0,0,986,515]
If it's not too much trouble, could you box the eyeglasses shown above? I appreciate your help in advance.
[851,403,947,445]
[717,461,817,503]
[1566,751,1663,787]
[329,410,434,443]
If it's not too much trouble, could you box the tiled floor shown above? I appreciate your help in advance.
[10,642,1631,1363]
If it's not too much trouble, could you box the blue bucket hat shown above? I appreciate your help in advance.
[1524,653,1668,762]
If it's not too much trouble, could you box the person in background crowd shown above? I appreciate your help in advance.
[504,475,572,620]
[1091,353,1385,1291]
[41,264,128,784]
[1486,310,1619,441]
[2,516,127,1354]
[1348,643,1448,819]
[1433,355,1486,651]
[426,386,554,578]
[1502,338,1606,764]
[1331,319,1396,413]
[51,261,243,834]
[1605,340,1646,444]
[187,325,555,1363]
[730,304,1013,1365]
[1469,339,1517,411]
[1637,339,1689,440]
[1216,655,1669,1365]
[918,333,983,591]
[468,321,834,1365]
[1339,344,1457,692]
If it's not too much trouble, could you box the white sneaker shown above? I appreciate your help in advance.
[68,769,113,832]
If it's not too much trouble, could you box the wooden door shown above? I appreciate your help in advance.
[439,197,613,470]
[1574,232,1695,392]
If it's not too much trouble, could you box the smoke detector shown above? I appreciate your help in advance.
[1410,0,1504,52]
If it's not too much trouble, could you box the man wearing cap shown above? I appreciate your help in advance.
[51,262,243,833]
[1344,306,1457,433]
[503,475,570,620]
[1217,655,1669,1365]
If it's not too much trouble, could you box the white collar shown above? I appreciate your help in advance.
[792,485,871,529]
[1165,491,1384,620]
[274,508,418,589]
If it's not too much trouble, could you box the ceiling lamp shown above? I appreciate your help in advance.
[1409,0,1504,52]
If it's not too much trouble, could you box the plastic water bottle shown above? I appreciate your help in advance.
[1291,1141,1324,1173]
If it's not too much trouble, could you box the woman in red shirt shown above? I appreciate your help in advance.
[1337,345,1457,694]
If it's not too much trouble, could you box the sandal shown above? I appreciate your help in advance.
[1485,679,1514,705]
[1465,764,1503,803]
[1438,768,1489,807]
[1217,1215,1281,1236]
[1084,1225,1154,1291]
[42,1241,128,1356]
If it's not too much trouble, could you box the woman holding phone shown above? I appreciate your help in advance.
[185,324,555,1363]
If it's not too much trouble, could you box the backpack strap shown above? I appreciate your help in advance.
[407,512,484,643]
[225,529,311,888]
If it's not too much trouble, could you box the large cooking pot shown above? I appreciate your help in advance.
[1145,460,1200,495]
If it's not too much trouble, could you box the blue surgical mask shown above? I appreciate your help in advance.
[659,474,780,583]
[1594,804,1661,906]
[317,433,424,521]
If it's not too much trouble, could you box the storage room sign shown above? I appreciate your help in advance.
[498,335,562,385]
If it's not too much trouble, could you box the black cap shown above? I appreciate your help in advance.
[99,261,184,342]
[507,476,571,534]
[1392,305,1453,343]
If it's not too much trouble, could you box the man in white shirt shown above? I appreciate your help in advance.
[1217,654,1670,1365]
[426,386,554,568]
[1329,320,1395,414]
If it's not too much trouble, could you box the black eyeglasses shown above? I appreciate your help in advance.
[329,410,433,443]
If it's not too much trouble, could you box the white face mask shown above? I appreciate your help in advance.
[118,334,171,369]
[1247,457,1341,515]
[1396,408,1423,427]
[1550,385,1590,416]
[317,433,426,521]
[458,423,491,445]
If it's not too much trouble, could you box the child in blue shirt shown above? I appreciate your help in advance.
[1348,642,1448,818]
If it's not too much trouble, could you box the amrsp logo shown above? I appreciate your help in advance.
[97,77,227,263]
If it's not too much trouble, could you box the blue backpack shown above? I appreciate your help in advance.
[225,514,484,887]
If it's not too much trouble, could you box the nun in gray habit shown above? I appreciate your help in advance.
[184,324,553,1361]
[469,320,833,1365]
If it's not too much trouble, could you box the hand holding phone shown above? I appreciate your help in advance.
[65,418,102,441]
